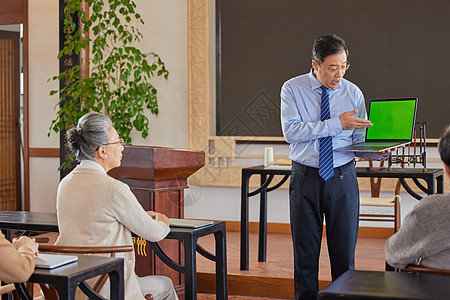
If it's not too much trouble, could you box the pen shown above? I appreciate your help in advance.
[17,230,28,239]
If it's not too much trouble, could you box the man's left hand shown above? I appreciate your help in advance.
[379,145,406,156]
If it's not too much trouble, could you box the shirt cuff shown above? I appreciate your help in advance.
[327,117,343,136]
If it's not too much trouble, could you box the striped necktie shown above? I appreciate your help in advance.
[319,86,334,181]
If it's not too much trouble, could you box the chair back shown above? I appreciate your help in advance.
[357,158,402,233]
[403,264,450,275]
[0,283,15,295]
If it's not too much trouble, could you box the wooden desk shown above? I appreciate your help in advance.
[0,211,58,237]
[240,165,444,270]
[150,222,228,300]
[318,269,450,299]
[0,211,227,300]
[15,255,124,300]
[355,167,444,200]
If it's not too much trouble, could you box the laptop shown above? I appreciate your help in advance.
[334,97,418,152]
[35,253,78,269]
[169,218,214,229]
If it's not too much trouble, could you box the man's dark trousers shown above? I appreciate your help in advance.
[289,160,359,300]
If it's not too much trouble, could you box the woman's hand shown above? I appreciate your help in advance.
[13,236,39,256]
[146,211,158,219]
[156,213,170,226]
[147,211,170,226]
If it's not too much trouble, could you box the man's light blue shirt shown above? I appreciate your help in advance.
[281,69,383,168]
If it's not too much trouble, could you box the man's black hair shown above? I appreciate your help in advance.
[312,34,349,64]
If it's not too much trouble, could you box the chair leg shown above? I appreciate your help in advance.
[39,284,59,300]
[394,197,401,232]
[13,283,33,300]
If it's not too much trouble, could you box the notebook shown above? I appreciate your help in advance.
[169,218,214,229]
[334,97,418,152]
[35,253,78,269]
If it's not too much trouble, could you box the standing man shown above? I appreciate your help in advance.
[280,34,388,300]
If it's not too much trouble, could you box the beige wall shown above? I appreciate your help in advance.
[28,0,59,212]
[130,0,189,148]
[28,0,189,212]
[29,0,59,148]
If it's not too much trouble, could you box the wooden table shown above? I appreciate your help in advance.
[0,211,228,300]
[14,255,124,300]
[240,165,444,270]
[355,167,444,199]
[150,221,228,300]
[318,269,450,299]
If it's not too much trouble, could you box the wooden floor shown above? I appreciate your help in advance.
[196,230,387,299]
[29,229,387,299]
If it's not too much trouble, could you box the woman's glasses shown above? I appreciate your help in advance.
[95,138,125,151]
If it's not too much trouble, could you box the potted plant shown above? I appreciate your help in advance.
[49,0,169,168]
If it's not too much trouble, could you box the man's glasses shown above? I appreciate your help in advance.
[326,62,350,74]
[95,138,125,151]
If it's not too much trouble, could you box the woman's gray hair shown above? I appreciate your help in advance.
[66,112,113,161]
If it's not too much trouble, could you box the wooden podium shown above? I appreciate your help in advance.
[108,145,205,295]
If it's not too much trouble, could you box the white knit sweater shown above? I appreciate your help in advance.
[55,160,170,299]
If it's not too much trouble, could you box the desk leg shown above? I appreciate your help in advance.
[426,176,436,195]
[437,175,444,194]
[258,174,268,262]
[109,269,124,300]
[51,284,71,300]
[184,237,197,300]
[13,284,32,300]
[214,227,228,300]
[240,170,250,270]
[1,229,11,241]
[385,261,394,272]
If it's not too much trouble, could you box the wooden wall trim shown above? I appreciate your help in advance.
[29,148,60,158]
[224,220,394,239]
[198,272,295,299]
[0,0,24,24]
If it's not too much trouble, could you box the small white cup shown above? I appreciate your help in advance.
[264,147,274,168]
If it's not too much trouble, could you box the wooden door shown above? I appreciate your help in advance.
[0,30,21,211]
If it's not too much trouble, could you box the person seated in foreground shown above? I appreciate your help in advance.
[55,112,178,300]
[385,127,450,270]
[0,232,39,283]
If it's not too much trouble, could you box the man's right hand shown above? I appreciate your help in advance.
[339,109,373,130]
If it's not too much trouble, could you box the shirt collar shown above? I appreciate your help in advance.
[79,159,107,175]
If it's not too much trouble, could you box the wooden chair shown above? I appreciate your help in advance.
[37,244,139,299]
[0,283,15,296]
[403,264,450,275]
[358,159,402,233]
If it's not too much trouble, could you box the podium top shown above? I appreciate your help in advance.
[108,145,205,181]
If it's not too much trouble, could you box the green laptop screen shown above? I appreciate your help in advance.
[366,99,417,140]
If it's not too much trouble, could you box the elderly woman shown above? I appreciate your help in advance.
[55,112,177,300]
